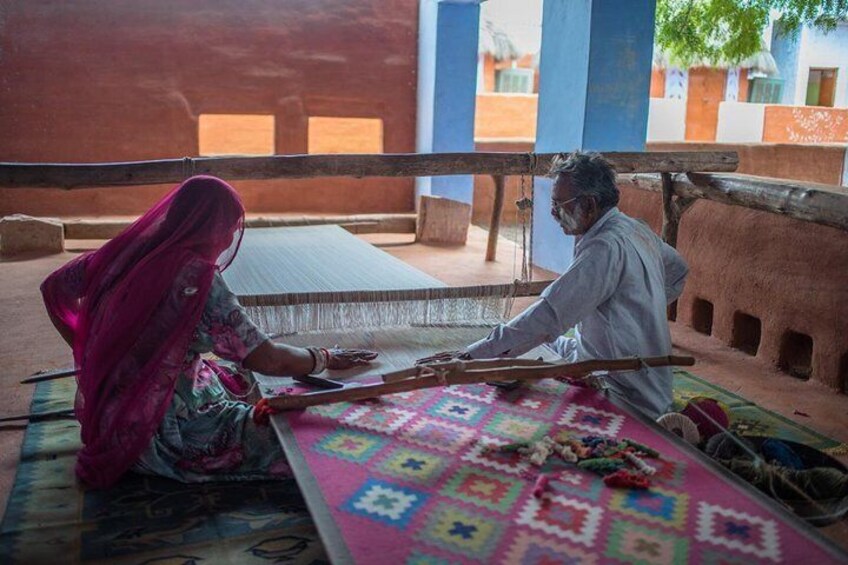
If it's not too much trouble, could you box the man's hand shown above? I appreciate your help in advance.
[415,350,471,365]
[327,348,378,370]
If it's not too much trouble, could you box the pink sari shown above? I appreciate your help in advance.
[41,176,245,489]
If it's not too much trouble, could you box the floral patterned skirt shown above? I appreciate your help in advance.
[133,360,292,483]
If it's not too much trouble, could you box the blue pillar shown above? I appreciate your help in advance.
[533,0,656,272]
[416,0,481,204]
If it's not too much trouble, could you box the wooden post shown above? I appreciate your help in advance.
[659,172,696,321]
[485,175,506,262]
[660,173,678,247]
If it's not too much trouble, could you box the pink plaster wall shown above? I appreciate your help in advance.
[0,0,419,217]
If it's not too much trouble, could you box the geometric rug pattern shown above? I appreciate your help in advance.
[276,372,846,564]
[2,368,845,563]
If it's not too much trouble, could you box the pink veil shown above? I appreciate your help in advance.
[41,175,245,488]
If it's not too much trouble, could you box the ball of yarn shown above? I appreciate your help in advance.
[705,432,754,461]
[761,438,805,470]
[656,412,701,445]
[681,397,730,441]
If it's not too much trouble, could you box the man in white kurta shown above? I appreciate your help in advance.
[464,152,688,419]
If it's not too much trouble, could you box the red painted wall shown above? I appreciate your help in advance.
[0,0,418,216]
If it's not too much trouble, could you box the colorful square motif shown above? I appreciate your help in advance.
[415,502,505,560]
[696,502,781,562]
[605,519,689,565]
[610,486,689,530]
[312,429,386,463]
[529,378,570,396]
[558,405,624,436]
[460,436,530,476]
[548,470,603,502]
[501,531,599,565]
[498,388,559,418]
[444,383,497,404]
[376,447,449,484]
[383,389,434,408]
[484,413,549,442]
[700,549,755,565]
[516,494,603,547]
[427,397,489,425]
[650,457,686,487]
[305,401,353,419]
[400,418,476,453]
[439,466,524,513]
[405,550,458,565]
[341,478,428,528]
[341,405,416,434]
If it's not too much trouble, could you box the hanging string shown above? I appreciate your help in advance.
[519,171,530,282]
[528,153,536,282]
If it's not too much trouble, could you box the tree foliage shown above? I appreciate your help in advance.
[655,0,848,67]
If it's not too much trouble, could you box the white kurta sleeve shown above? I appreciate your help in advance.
[464,298,563,359]
[465,238,622,359]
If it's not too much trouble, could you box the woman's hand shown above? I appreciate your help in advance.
[415,350,471,365]
[327,348,378,370]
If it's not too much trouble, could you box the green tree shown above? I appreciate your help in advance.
[655,0,848,67]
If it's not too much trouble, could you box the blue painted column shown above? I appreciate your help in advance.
[533,0,656,272]
[416,0,481,204]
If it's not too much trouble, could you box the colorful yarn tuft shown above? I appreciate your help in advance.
[532,474,550,497]
[252,398,279,426]
[603,469,651,489]
[578,457,626,474]
[680,397,730,442]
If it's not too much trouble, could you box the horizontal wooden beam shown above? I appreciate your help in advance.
[63,213,417,240]
[619,173,848,233]
[0,151,738,189]
[239,280,554,308]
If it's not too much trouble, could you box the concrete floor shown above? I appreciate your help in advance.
[2,226,847,547]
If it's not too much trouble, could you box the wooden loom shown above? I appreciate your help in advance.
[12,150,740,404]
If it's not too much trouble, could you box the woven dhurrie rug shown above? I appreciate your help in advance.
[266,328,847,565]
[0,377,327,564]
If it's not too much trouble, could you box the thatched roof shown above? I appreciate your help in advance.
[652,43,779,76]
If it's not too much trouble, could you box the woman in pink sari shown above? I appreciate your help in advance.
[41,175,376,489]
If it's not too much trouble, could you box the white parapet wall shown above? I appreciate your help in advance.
[716,102,766,142]
[646,98,686,142]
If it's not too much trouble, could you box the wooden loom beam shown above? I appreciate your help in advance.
[0,151,738,189]
[267,355,696,410]
[620,172,848,233]
[238,280,554,308]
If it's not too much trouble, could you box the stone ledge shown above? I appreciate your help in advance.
[0,214,64,256]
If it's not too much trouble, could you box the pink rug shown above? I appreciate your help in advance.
[273,380,846,564]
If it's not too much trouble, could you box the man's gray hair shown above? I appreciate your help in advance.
[549,151,619,210]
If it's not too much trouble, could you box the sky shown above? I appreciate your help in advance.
[480,0,543,55]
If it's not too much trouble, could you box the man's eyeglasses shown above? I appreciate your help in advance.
[551,196,579,219]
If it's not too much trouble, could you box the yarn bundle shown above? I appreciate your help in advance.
[680,396,731,442]
[484,433,663,491]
